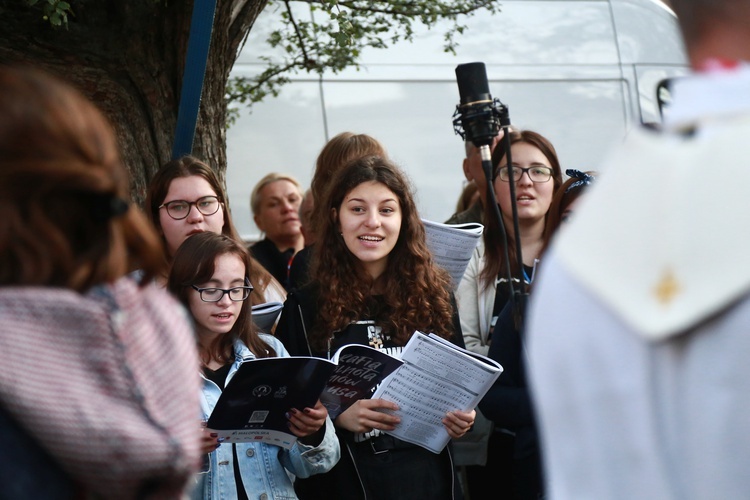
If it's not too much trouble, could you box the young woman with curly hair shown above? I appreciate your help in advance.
[275,155,475,500]
[288,131,387,291]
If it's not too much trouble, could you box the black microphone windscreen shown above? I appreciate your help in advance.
[456,62,491,105]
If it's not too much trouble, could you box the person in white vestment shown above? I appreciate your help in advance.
[525,1,750,498]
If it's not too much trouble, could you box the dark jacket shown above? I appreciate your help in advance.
[287,244,312,293]
[0,406,75,500]
[249,238,295,291]
[478,300,544,499]
[479,301,538,458]
[445,200,484,225]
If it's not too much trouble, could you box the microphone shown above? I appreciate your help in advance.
[452,62,509,148]
[452,62,527,329]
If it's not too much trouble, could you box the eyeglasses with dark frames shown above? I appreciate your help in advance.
[159,195,221,220]
[497,166,554,183]
[191,278,254,303]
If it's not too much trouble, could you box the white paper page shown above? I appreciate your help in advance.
[372,332,502,453]
[422,219,483,288]
[251,301,283,333]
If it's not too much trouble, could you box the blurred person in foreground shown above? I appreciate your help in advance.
[0,65,202,498]
[526,1,750,498]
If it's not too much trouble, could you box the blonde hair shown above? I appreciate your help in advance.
[250,173,303,217]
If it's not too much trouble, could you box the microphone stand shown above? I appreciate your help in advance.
[451,59,525,330]
[480,126,527,331]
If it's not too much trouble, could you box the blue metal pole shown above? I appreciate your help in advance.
[171,0,217,160]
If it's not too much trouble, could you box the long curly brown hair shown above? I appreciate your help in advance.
[309,132,387,238]
[308,155,455,352]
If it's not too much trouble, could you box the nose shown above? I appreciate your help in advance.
[281,200,294,213]
[364,211,381,228]
[518,169,534,186]
[186,204,204,222]
[217,291,233,305]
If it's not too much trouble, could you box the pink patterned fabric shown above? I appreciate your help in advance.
[0,277,202,499]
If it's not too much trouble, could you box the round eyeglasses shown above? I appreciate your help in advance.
[497,166,554,183]
[191,281,254,302]
[159,196,221,220]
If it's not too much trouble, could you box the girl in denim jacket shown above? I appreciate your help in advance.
[168,232,340,499]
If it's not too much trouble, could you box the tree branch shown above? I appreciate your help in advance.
[297,0,496,17]
[283,0,315,67]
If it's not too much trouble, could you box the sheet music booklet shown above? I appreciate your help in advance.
[422,218,484,288]
[206,343,403,448]
[372,331,503,453]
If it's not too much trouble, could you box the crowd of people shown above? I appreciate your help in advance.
[3,0,750,497]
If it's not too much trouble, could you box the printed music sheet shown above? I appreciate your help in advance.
[372,331,502,453]
[422,219,484,289]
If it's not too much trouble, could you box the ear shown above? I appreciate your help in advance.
[254,213,265,232]
[462,158,473,182]
[331,207,339,231]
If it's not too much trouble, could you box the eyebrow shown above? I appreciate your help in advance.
[204,277,246,286]
[346,197,398,204]
[164,193,217,203]
[509,162,549,167]
[267,192,298,201]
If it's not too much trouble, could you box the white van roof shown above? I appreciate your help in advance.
[226,0,689,240]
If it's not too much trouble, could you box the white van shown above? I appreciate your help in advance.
[226,0,689,240]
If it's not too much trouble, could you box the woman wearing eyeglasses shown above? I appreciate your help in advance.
[455,130,562,500]
[145,156,286,305]
[168,231,340,500]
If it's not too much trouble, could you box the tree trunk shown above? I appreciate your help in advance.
[0,0,266,205]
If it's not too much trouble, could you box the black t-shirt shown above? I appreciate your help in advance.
[327,296,402,358]
[288,245,312,292]
[203,362,232,388]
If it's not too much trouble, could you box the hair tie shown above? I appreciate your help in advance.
[564,169,595,193]
[90,192,130,221]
